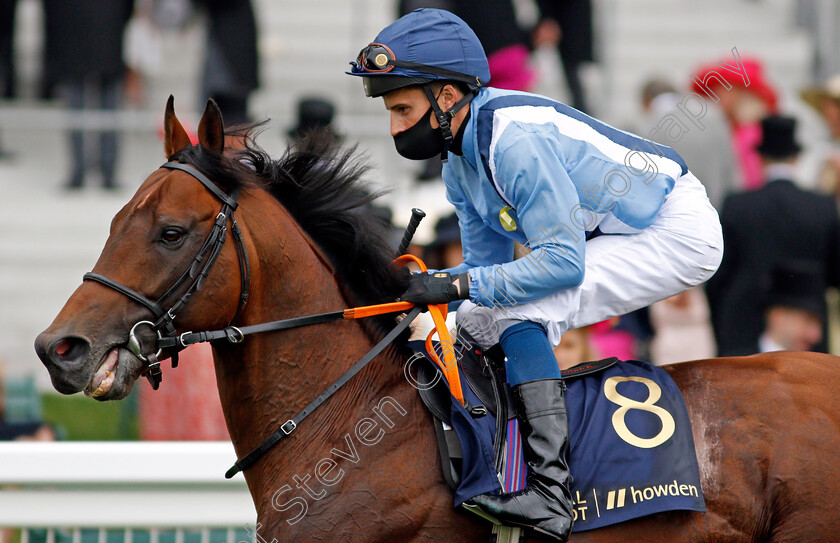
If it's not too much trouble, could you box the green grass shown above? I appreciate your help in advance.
[40,387,139,441]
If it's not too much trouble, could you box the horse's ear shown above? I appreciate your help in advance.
[164,95,192,158]
[197,99,225,154]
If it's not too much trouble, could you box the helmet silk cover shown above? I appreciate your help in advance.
[348,9,490,160]
[348,8,491,97]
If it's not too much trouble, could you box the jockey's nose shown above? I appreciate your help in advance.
[390,116,403,138]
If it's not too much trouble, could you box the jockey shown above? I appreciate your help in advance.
[348,8,722,542]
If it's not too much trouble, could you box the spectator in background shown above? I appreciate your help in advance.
[587,318,636,362]
[553,326,595,369]
[0,0,12,160]
[364,202,403,254]
[759,262,826,352]
[533,0,594,113]
[195,0,259,125]
[636,78,738,209]
[42,0,134,189]
[0,0,17,159]
[706,115,840,356]
[0,0,17,100]
[422,213,463,270]
[0,418,56,441]
[0,362,56,441]
[795,0,840,83]
[648,288,716,365]
[690,56,779,191]
[801,74,840,204]
[287,97,341,143]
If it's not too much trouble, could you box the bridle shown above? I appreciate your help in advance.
[83,161,250,389]
[81,160,426,477]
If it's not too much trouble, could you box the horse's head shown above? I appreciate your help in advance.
[34,97,247,400]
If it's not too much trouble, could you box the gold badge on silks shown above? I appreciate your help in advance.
[499,206,517,232]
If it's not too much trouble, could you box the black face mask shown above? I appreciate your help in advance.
[393,106,445,160]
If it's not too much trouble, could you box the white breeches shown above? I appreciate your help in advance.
[456,172,723,349]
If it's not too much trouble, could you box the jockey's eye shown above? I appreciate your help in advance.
[160,227,185,247]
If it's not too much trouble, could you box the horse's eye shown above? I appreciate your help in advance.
[160,227,184,245]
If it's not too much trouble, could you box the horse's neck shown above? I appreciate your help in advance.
[214,317,407,503]
[209,203,417,531]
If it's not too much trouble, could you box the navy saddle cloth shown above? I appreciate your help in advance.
[408,338,706,532]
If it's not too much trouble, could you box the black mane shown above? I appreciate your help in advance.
[169,127,410,334]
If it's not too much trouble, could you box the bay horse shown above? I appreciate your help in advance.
[35,99,840,542]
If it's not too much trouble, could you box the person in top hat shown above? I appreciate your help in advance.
[759,261,826,352]
[755,115,801,161]
[422,213,463,270]
[287,97,341,142]
[707,115,840,356]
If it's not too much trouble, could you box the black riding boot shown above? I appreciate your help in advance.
[468,378,574,542]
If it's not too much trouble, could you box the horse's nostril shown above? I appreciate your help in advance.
[53,337,90,365]
[56,339,71,356]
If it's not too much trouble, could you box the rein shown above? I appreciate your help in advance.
[225,305,423,478]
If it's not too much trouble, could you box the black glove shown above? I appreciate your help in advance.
[400,272,470,305]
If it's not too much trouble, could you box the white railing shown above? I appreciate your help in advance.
[0,442,256,540]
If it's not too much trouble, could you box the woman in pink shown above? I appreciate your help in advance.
[691,57,779,191]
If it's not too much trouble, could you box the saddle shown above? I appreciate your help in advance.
[409,331,707,536]
[410,331,618,492]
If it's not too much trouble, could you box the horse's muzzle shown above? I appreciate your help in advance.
[34,331,92,394]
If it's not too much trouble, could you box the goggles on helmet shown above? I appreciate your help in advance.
[350,42,485,88]
[356,43,397,73]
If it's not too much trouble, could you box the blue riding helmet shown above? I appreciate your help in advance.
[347,8,491,98]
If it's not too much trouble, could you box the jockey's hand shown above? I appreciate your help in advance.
[400,272,470,305]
